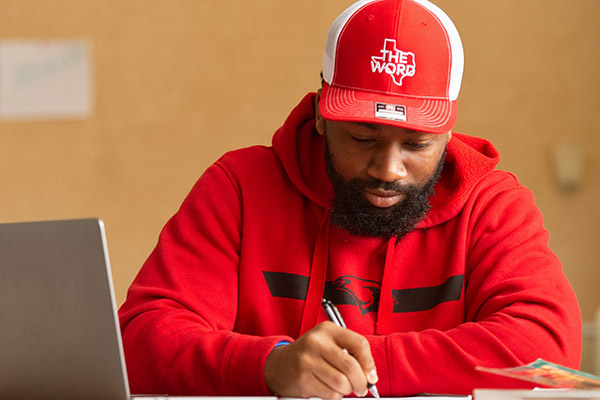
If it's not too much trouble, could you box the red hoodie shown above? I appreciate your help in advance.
[119,93,581,396]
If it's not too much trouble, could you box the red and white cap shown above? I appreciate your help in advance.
[319,0,464,133]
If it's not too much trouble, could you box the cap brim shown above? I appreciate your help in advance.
[319,82,457,134]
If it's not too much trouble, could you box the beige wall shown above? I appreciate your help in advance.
[1,0,598,337]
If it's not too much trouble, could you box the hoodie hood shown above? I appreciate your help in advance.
[271,93,334,210]
[272,92,501,228]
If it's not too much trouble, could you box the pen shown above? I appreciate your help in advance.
[321,298,380,398]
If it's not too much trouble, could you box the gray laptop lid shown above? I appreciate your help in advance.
[0,218,130,400]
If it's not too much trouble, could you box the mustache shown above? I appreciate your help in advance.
[352,178,420,193]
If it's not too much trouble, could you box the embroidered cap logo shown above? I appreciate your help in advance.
[370,39,416,86]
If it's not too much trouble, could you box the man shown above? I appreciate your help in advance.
[119,0,581,398]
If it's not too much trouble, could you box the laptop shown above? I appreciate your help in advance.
[0,218,130,400]
[0,218,278,400]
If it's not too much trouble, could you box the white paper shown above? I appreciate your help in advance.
[474,389,600,400]
[0,39,93,119]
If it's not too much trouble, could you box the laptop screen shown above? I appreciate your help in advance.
[0,218,130,400]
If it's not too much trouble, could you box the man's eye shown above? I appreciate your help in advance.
[350,135,375,143]
[406,142,431,149]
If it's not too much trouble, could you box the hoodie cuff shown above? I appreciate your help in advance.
[369,334,389,396]
[225,335,294,395]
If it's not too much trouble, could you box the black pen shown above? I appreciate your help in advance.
[321,298,380,398]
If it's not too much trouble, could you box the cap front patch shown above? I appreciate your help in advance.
[375,102,406,122]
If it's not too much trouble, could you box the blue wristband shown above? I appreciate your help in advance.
[274,340,290,348]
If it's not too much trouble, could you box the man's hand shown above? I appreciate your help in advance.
[264,321,378,399]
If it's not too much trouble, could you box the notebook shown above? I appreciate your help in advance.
[0,218,131,400]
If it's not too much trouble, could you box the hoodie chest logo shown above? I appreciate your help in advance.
[329,275,380,315]
[263,271,464,314]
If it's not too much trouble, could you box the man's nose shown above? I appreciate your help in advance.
[367,145,408,183]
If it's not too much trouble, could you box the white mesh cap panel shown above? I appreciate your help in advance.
[412,0,464,100]
[322,0,378,84]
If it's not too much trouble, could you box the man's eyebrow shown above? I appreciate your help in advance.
[355,122,379,130]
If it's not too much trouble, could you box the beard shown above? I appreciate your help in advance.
[324,142,446,239]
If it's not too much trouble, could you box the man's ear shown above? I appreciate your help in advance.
[315,89,326,136]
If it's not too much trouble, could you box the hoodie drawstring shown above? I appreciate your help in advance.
[375,237,397,335]
[299,211,331,336]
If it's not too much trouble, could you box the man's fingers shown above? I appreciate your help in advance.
[331,327,378,386]
[321,346,369,396]
[309,358,354,398]
[315,324,375,396]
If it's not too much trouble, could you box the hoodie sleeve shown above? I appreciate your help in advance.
[118,162,292,396]
[365,173,582,396]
